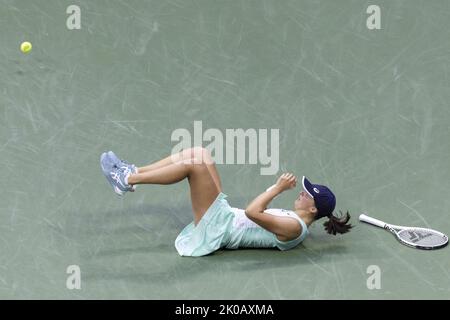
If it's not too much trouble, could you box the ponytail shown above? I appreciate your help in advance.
[323,210,353,235]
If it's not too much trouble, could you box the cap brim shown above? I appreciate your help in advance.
[302,176,314,199]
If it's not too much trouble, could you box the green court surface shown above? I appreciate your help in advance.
[1,0,449,299]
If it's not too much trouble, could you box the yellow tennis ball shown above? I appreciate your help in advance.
[20,41,32,53]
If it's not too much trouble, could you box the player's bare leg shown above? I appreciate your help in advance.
[128,147,222,224]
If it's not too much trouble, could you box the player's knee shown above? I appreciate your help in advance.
[202,148,214,165]
[192,147,214,165]
[188,160,209,178]
[180,147,202,164]
[189,147,201,164]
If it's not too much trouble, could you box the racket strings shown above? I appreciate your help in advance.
[398,229,448,247]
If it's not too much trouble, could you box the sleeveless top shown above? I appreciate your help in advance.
[224,208,309,250]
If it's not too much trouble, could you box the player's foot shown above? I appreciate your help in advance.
[109,165,134,196]
[107,151,138,191]
[100,152,123,195]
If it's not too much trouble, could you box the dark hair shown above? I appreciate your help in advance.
[323,210,353,235]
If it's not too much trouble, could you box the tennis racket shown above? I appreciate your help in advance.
[359,213,448,250]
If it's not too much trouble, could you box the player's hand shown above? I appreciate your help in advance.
[275,173,297,192]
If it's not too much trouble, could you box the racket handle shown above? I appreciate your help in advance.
[359,213,386,228]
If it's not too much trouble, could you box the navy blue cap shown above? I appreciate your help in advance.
[302,176,336,219]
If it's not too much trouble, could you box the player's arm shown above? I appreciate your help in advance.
[245,173,299,238]
[246,210,302,239]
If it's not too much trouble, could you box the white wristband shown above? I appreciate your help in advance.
[266,184,277,192]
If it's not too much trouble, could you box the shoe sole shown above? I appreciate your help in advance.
[100,152,124,196]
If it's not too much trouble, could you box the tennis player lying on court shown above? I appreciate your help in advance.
[100,147,352,257]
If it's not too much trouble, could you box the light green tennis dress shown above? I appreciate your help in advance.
[175,192,309,257]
